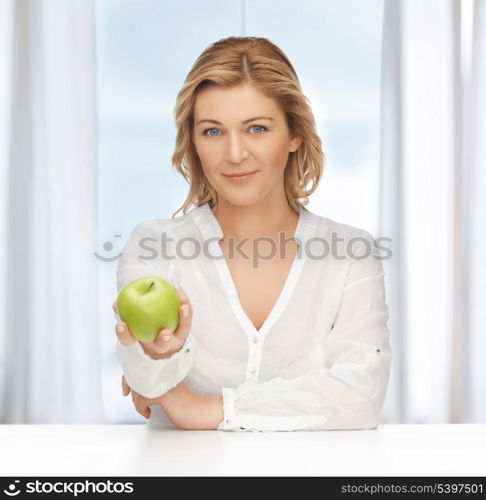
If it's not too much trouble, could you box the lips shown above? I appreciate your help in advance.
[223,170,257,177]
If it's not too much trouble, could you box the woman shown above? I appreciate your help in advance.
[113,36,392,432]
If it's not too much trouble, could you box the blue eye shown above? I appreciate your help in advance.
[204,128,221,137]
[249,125,267,134]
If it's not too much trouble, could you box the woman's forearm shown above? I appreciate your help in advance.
[197,394,224,430]
[160,383,224,430]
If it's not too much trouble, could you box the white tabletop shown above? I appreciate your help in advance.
[1,424,485,477]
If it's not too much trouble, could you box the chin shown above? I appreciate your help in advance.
[217,191,263,208]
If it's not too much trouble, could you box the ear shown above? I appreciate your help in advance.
[288,135,303,153]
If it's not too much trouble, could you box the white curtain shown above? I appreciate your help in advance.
[380,0,486,423]
[468,0,486,423]
[0,0,103,423]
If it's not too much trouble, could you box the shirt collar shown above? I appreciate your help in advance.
[192,201,316,247]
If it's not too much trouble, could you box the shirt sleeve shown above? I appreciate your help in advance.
[217,231,392,432]
[115,220,196,399]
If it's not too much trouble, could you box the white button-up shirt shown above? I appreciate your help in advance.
[116,202,392,432]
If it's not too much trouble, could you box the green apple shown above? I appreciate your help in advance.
[116,276,181,342]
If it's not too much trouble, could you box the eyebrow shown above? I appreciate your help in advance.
[195,116,275,126]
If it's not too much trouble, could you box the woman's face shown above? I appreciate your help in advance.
[192,83,302,207]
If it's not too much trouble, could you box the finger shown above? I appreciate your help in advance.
[121,375,131,396]
[135,400,151,419]
[175,284,192,311]
[113,303,120,321]
[157,328,173,343]
[148,329,175,353]
[115,322,137,346]
[173,304,192,340]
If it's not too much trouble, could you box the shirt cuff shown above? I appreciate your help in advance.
[117,334,194,362]
[217,388,242,431]
[116,335,195,399]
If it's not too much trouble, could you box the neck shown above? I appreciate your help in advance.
[211,196,300,240]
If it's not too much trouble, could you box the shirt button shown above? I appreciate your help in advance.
[184,348,191,354]
[226,419,231,424]
[375,348,381,354]
[252,337,258,344]
[250,369,256,374]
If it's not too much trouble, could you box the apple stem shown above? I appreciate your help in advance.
[147,281,155,292]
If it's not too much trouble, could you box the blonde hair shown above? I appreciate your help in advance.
[171,36,324,217]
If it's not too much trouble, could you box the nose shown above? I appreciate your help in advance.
[224,132,249,164]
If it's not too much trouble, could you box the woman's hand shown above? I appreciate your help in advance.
[121,375,161,419]
[113,284,193,360]
[121,377,223,429]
